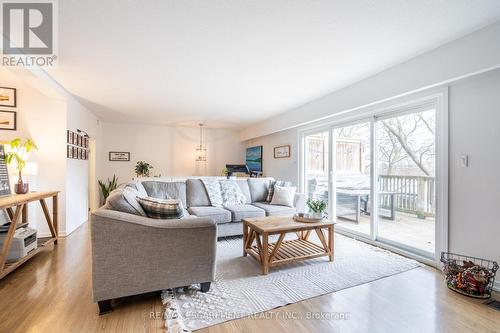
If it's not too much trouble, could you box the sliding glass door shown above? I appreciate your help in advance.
[301,102,441,260]
[333,121,371,237]
[376,109,436,256]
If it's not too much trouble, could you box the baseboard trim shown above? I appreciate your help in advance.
[37,231,67,238]
[494,281,500,293]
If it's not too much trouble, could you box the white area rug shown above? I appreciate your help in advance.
[161,234,420,332]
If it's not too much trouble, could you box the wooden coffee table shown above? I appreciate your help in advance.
[243,216,335,275]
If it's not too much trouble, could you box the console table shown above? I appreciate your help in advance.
[0,191,59,280]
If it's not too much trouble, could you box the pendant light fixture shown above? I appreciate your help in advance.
[195,123,207,162]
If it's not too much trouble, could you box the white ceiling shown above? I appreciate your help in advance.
[48,0,500,128]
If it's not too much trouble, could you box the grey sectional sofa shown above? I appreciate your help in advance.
[90,177,305,313]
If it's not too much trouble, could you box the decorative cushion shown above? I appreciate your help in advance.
[223,204,266,221]
[186,179,211,207]
[236,180,252,204]
[125,181,148,197]
[107,188,146,216]
[247,178,272,202]
[266,180,293,202]
[187,206,231,224]
[137,197,185,219]
[270,186,297,207]
[219,180,246,205]
[201,179,223,207]
[251,202,296,216]
[141,181,187,207]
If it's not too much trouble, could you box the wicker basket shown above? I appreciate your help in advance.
[440,252,498,299]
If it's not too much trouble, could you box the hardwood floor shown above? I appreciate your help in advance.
[0,222,498,333]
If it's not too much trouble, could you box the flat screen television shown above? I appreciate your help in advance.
[246,146,263,172]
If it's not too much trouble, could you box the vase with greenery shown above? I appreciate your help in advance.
[306,198,327,218]
[3,138,38,194]
[135,161,153,177]
[98,175,118,204]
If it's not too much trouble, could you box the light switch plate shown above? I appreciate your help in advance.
[459,155,469,168]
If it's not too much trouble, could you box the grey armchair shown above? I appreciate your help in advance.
[90,208,217,314]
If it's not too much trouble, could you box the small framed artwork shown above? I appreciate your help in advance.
[67,130,72,144]
[0,87,16,108]
[109,151,130,161]
[0,110,16,130]
[274,145,291,158]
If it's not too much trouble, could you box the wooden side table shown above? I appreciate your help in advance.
[243,216,335,275]
[0,191,59,280]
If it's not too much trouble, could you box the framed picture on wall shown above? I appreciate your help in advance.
[0,110,16,130]
[274,145,291,158]
[0,87,16,108]
[246,146,263,172]
[109,151,130,161]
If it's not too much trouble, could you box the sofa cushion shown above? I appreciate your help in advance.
[188,206,231,224]
[219,180,246,205]
[125,181,148,197]
[266,180,293,202]
[141,181,187,207]
[270,185,297,207]
[201,178,224,207]
[186,179,211,207]
[251,202,295,216]
[236,180,252,204]
[106,188,146,216]
[247,178,272,203]
[224,204,265,221]
[137,197,185,219]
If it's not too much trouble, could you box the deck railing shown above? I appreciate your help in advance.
[379,175,435,217]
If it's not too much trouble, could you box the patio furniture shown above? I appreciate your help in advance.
[336,189,397,223]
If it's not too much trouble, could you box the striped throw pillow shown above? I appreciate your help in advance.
[266,180,292,202]
[137,197,185,219]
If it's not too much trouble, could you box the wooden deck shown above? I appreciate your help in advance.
[336,212,435,253]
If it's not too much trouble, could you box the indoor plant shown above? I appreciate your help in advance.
[3,138,38,194]
[135,161,153,177]
[306,198,327,218]
[98,175,118,205]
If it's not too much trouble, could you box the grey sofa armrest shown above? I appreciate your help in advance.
[294,192,307,214]
[91,208,217,302]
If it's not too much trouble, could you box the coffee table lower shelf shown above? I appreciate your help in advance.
[246,238,328,266]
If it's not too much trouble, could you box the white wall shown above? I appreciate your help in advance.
[246,128,299,185]
[0,67,67,236]
[65,98,101,235]
[1,67,101,236]
[98,122,245,184]
[448,70,500,266]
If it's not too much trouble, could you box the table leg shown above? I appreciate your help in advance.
[22,204,28,224]
[262,233,269,275]
[356,195,361,223]
[243,222,248,256]
[0,204,23,272]
[328,225,334,262]
[53,194,59,244]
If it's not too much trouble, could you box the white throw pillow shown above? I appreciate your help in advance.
[270,185,296,207]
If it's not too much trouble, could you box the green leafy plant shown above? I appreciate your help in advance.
[3,138,38,184]
[306,198,327,213]
[98,175,118,204]
[135,161,153,177]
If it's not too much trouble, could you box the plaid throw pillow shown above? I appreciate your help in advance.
[137,197,185,219]
[266,180,292,202]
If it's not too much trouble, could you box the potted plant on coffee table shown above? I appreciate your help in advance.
[306,198,327,219]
